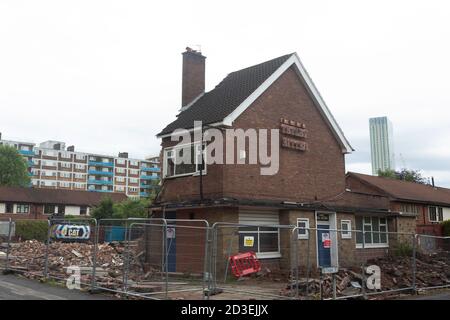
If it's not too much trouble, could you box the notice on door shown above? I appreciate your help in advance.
[322,233,331,248]
[244,236,255,247]
[166,227,176,239]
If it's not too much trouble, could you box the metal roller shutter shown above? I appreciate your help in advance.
[238,210,279,226]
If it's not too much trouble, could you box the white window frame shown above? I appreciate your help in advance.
[76,154,86,160]
[163,142,206,178]
[43,150,57,157]
[116,158,126,165]
[356,216,389,248]
[297,218,309,240]
[341,220,352,239]
[60,172,71,178]
[16,204,30,214]
[43,204,57,215]
[238,227,280,259]
[429,206,443,222]
[238,211,280,259]
[60,162,71,168]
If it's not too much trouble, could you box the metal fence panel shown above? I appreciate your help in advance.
[2,215,449,300]
[288,226,418,300]
[415,234,450,291]
[44,218,97,289]
[0,218,12,271]
[5,219,50,278]
[208,222,297,300]
[122,220,210,300]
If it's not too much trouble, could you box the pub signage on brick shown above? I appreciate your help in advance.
[280,118,308,151]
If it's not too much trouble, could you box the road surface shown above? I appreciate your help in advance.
[0,273,113,300]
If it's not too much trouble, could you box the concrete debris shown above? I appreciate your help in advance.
[5,240,151,290]
[282,251,450,298]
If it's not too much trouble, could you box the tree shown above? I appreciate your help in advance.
[148,178,161,201]
[113,198,150,219]
[91,196,151,221]
[377,169,397,179]
[377,168,427,184]
[90,196,115,220]
[0,145,31,187]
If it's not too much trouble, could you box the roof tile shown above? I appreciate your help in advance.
[0,187,128,206]
[348,172,450,206]
[158,54,293,136]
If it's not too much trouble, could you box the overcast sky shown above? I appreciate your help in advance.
[1,0,449,186]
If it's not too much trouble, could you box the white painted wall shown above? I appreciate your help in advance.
[65,206,81,216]
[64,206,90,216]
[0,203,5,214]
[443,207,450,221]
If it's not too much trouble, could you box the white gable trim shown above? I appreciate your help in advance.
[222,53,353,154]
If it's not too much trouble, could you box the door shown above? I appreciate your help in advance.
[317,224,332,268]
[165,211,176,272]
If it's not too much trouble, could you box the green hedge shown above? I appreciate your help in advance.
[442,220,450,237]
[15,220,49,241]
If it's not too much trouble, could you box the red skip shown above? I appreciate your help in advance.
[229,251,261,278]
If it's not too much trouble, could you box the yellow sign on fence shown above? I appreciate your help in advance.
[244,236,254,247]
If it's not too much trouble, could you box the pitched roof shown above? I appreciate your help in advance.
[158,54,291,136]
[157,53,353,153]
[323,190,390,212]
[347,172,450,206]
[0,187,127,206]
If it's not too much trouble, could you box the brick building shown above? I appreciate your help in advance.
[0,186,127,219]
[346,172,450,236]
[152,48,417,272]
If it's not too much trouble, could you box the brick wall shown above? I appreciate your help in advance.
[159,66,346,204]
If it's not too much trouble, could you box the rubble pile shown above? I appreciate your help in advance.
[6,240,148,288]
[282,252,450,298]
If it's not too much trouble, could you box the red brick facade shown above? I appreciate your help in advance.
[160,66,346,203]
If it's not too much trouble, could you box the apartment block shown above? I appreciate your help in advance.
[0,136,160,199]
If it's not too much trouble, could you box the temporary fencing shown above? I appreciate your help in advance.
[1,217,449,300]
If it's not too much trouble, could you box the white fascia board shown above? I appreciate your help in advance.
[222,53,354,154]
[156,121,225,139]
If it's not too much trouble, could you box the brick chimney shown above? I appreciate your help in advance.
[182,47,206,107]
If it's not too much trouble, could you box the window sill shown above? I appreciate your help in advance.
[356,244,389,249]
[256,252,281,259]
